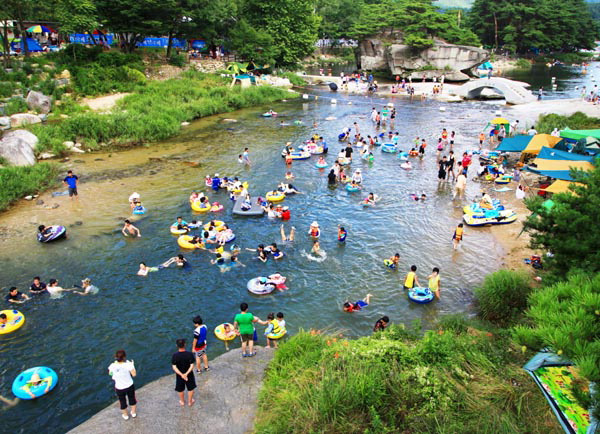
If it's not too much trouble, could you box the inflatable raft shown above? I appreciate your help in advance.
[247,277,276,295]
[232,198,264,216]
[0,309,25,334]
[12,366,58,400]
[408,287,435,304]
[37,225,66,243]
[463,210,517,226]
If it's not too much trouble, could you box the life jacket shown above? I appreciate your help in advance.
[310,228,320,237]
[270,319,282,335]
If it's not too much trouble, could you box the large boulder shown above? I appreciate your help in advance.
[26,90,52,113]
[10,113,42,127]
[0,116,10,130]
[0,130,38,166]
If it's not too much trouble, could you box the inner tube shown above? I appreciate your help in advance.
[267,328,287,339]
[170,226,189,235]
[12,366,58,400]
[408,287,435,304]
[0,309,25,335]
[177,235,203,249]
[290,151,311,160]
[214,323,236,341]
[383,259,396,269]
[409,150,419,156]
[132,206,146,215]
[329,82,338,91]
[247,277,276,295]
[37,225,66,243]
[266,192,285,202]
[346,184,360,192]
[381,143,398,153]
[191,201,212,213]
[398,152,408,160]
[315,161,328,168]
[203,221,225,232]
[495,175,513,184]
[216,231,236,243]
[210,202,224,212]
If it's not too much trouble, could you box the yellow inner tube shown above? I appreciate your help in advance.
[170,226,189,235]
[214,323,237,341]
[227,181,249,194]
[266,192,285,202]
[191,201,212,213]
[267,329,287,339]
[177,235,203,249]
[0,309,25,335]
[203,221,225,231]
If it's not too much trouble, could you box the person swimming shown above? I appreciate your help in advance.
[137,262,159,276]
[161,254,188,268]
[338,225,347,242]
[364,192,377,205]
[387,253,400,269]
[309,221,320,238]
[343,294,373,312]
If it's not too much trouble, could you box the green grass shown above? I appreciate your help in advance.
[30,71,294,154]
[474,270,533,326]
[536,112,600,134]
[0,163,60,211]
[4,97,29,116]
[278,71,307,86]
[255,324,560,433]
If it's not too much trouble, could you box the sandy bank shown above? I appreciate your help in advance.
[82,92,131,112]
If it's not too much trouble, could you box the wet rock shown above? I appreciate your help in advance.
[0,116,10,129]
[39,152,56,160]
[74,220,83,225]
[148,170,157,175]
[0,129,38,166]
[222,118,238,123]
[26,90,52,114]
[94,158,104,161]
[74,160,85,163]
[52,203,60,209]
[36,199,44,205]
[182,161,201,167]
[148,157,163,162]
[181,121,190,126]
[9,113,42,127]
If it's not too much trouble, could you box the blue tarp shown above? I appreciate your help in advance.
[69,34,114,45]
[537,146,595,162]
[495,135,532,152]
[190,40,206,50]
[137,37,186,48]
[526,168,577,181]
[11,38,43,52]
[478,61,493,70]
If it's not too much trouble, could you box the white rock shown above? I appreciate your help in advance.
[38,152,56,160]
[0,129,38,166]
[9,113,42,127]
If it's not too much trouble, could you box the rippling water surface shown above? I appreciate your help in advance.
[1,89,521,432]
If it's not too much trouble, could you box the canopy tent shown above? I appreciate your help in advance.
[528,146,595,181]
[541,180,583,194]
[495,135,532,152]
[484,117,511,136]
[536,146,595,163]
[560,128,600,141]
[521,134,562,155]
[490,117,509,124]
[523,351,597,434]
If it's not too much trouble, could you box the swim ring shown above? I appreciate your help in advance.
[227,182,249,194]
[409,150,419,156]
[210,202,224,212]
[266,192,285,202]
[383,259,396,269]
[247,277,276,295]
[214,323,236,341]
[204,221,225,232]
[381,143,397,153]
[0,309,25,335]
[267,328,287,340]
[267,274,286,286]
[177,235,203,249]
[216,230,236,243]
[262,111,277,117]
[408,287,435,304]
[132,206,146,215]
[495,175,513,184]
[37,225,66,243]
[315,161,328,168]
[191,201,212,213]
[12,366,58,400]
[290,151,311,160]
[170,226,189,235]
[338,157,350,166]
[398,152,408,160]
[346,184,360,192]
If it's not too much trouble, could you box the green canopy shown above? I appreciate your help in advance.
[560,128,600,141]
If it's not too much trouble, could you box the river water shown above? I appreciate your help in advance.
[0,64,590,432]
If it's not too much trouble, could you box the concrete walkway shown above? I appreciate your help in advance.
[70,347,274,434]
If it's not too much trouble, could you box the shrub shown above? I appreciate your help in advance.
[474,269,532,325]
[0,163,60,211]
[536,112,600,134]
[5,97,29,115]
[168,53,187,68]
[278,71,306,86]
[0,82,14,98]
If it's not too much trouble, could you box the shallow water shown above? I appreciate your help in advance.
[1,89,526,432]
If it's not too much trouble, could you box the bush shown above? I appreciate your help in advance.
[536,112,600,134]
[0,163,60,211]
[168,53,187,68]
[474,270,532,325]
[5,97,29,115]
[278,71,306,86]
[0,82,14,98]
[515,58,531,69]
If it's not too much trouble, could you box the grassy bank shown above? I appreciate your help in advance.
[0,163,60,211]
[255,323,560,433]
[30,71,294,155]
[536,112,600,134]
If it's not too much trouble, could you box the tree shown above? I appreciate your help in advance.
[55,0,99,42]
[95,0,173,52]
[468,0,597,54]
[316,0,364,42]
[238,0,321,67]
[523,164,600,278]
[229,19,277,66]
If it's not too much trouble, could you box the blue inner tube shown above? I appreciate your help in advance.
[12,366,58,400]
[132,206,146,215]
[345,184,360,192]
[315,162,328,168]
[381,143,397,153]
[37,225,66,243]
[408,287,435,304]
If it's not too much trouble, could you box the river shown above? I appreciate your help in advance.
[0,64,590,432]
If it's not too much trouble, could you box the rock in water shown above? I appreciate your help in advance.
[0,130,38,166]
[26,90,52,114]
[9,113,42,127]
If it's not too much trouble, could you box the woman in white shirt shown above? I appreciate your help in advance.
[108,350,137,420]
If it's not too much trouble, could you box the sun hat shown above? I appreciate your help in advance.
[310,221,319,227]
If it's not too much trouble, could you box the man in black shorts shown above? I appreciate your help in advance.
[171,339,196,406]
[63,170,79,200]
[344,144,353,161]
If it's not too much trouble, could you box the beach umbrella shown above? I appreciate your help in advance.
[490,117,510,124]
[26,25,55,33]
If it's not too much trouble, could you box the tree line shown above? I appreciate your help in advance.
[2,0,598,67]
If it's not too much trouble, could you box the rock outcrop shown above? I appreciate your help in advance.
[26,90,52,113]
[0,129,38,166]
[10,113,42,127]
[359,31,489,81]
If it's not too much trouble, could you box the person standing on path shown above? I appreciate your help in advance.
[234,302,262,357]
[172,339,196,407]
[63,170,79,200]
[108,350,137,420]
[242,148,251,166]
[192,316,210,373]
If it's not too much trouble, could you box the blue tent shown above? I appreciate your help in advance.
[536,146,595,162]
[526,169,577,181]
[10,38,43,52]
[495,135,532,152]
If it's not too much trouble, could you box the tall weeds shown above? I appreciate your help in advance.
[0,163,60,211]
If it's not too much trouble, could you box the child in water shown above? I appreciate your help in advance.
[428,267,441,299]
[453,223,464,250]
[337,225,347,242]
[403,265,420,290]
[343,294,373,312]
[309,222,320,238]
[388,253,400,269]
[137,262,158,276]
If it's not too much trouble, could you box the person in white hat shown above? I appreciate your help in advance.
[352,169,363,184]
[309,221,320,238]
